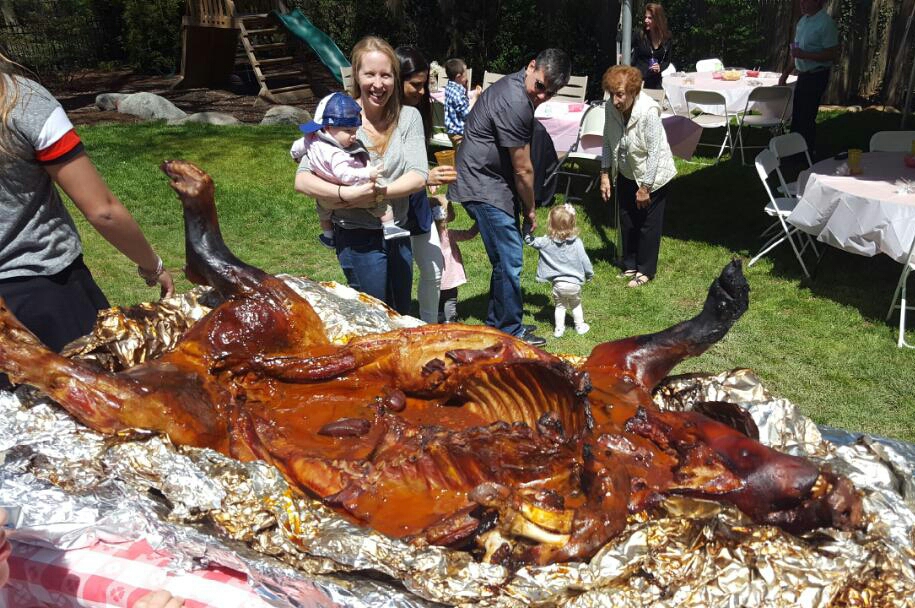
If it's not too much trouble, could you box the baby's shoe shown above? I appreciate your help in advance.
[318,234,335,250]
[575,322,590,335]
[553,325,565,338]
[383,224,411,240]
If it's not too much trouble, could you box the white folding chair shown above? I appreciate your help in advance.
[464,68,473,93]
[684,89,734,162]
[748,149,821,279]
[695,58,724,73]
[886,230,915,348]
[735,86,792,165]
[551,103,605,202]
[553,74,587,102]
[869,130,915,152]
[482,71,505,90]
[340,65,354,93]
[769,132,812,196]
[641,87,671,114]
[429,99,453,149]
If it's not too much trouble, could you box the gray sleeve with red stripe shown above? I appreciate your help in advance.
[11,77,84,163]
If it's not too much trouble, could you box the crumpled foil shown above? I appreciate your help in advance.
[2,276,914,607]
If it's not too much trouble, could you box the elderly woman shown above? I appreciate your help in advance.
[295,36,428,314]
[599,65,676,287]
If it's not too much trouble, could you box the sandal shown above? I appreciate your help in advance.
[617,269,637,279]
[626,273,651,288]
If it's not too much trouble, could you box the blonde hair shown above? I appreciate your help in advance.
[0,50,31,157]
[547,204,579,241]
[350,36,401,155]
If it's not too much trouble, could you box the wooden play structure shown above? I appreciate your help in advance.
[178,0,313,102]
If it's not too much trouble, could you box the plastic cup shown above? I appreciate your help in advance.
[848,148,862,175]
[910,139,915,155]
[434,149,455,166]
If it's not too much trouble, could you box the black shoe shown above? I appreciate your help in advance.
[522,323,537,334]
[518,328,547,347]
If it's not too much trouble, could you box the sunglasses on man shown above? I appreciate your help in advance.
[534,79,559,97]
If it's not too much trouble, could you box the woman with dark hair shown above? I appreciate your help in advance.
[394,46,457,324]
[296,36,427,314]
[632,3,673,90]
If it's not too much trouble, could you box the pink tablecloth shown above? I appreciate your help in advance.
[538,101,702,160]
[429,94,702,160]
[788,151,915,264]
[2,539,336,608]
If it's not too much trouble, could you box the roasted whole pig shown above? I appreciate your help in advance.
[0,161,862,567]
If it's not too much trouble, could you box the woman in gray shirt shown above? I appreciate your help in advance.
[295,36,428,314]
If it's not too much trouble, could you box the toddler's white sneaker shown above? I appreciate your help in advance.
[553,326,565,338]
[575,322,590,335]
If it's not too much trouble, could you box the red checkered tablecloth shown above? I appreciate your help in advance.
[1,539,335,607]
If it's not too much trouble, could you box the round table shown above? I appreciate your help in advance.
[788,151,915,264]
[534,100,702,160]
[662,71,796,116]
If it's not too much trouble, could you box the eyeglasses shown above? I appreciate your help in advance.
[534,79,559,98]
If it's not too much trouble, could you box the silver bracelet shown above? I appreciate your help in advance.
[137,255,164,287]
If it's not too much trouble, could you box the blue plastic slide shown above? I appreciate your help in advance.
[274,9,350,84]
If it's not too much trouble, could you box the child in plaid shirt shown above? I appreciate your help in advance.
[443,58,481,149]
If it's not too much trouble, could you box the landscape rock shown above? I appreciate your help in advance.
[118,92,187,121]
[95,93,128,111]
[260,105,311,126]
[169,112,242,126]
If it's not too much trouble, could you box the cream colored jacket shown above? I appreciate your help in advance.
[601,91,676,191]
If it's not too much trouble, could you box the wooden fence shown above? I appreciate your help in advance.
[758,0,915,107]
[0,0,110,75]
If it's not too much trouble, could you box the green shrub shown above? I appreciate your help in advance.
[121,0,183,73]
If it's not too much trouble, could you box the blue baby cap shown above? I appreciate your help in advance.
[299,93,362,134]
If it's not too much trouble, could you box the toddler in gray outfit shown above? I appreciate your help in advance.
[525,204,594,337]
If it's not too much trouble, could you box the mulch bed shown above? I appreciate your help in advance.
[50,56,340,127]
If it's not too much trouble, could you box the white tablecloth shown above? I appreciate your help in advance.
[788,151,915,266]
[662,72,796,116]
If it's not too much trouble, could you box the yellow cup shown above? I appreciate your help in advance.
[910,139,915,155]
[434,149,455,167]
[848,148,862,174]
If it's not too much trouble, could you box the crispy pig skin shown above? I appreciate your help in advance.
[0,161,862,565]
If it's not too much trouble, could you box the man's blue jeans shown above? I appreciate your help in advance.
[463,201,523,336]
[335,227,413,315]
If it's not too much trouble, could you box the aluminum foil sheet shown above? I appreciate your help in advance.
[2,278,914,608]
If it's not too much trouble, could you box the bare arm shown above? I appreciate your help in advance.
[294,170,377,208]
[381,170,427,200]
[45,153,174,298]
[509,144,537,231]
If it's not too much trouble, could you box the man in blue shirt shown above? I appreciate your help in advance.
[449,49,570,346]
[779,0,839,157]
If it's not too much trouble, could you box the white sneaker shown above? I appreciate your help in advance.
[383,224,411,240]
[575,323,590,335]
[553,326,565,338]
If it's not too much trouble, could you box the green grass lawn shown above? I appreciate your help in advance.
[69,110,914,442]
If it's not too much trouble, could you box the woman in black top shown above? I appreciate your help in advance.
[632,3,673,90]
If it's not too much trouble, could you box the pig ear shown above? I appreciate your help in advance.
[692,401,759,440]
